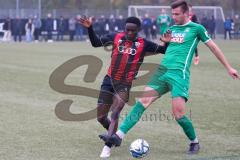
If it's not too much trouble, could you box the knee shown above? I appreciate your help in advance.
[97,116,107,124]
[172,108,185,120]
[172,98,186,120]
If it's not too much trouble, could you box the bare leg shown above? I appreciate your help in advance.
[172,97,199,154]
[172,97,186,119]
[107,92,127,136]
[97,104,111,130]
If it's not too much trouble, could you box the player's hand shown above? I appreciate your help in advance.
[228,67,240,79]
[160,30,172,43]
[79,16,92,28]
[194,55,200,65]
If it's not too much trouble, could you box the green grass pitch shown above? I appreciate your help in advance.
[0,40,239,160]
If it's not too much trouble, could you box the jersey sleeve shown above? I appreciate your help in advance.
[99,33,115,46]
[144,40,167,56]
[197,24,211,43]
[88,26,115,47]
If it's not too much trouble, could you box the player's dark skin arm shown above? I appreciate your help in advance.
[145,30,171,56]
[87,25,114,48]
[79,16,113,47]
[87,26,104,47]
[144,42,169,56]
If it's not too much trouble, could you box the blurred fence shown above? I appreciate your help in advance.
[0,8,239,19]
[0,6,239,36]
[0,8,128,19]
[0,0,239,19]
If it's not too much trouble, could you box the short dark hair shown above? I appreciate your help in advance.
[171,0,189,13]
[125,17,141,27]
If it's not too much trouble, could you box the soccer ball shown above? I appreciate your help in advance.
[129,139,150,158]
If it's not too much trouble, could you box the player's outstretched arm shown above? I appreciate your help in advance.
[144,30,172,56]
[144,41,169,56]
[206,40,239,79]
[79,16,104,47]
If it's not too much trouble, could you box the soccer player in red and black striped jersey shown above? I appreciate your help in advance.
[80,16,170,158]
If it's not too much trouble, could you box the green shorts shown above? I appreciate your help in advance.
[147,66,190,101]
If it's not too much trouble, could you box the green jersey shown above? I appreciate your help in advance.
[157,14,171,26]
[161,21,211,79]
[157,14,171,34]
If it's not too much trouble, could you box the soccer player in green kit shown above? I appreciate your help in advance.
[157,9,171,35]
[100,0,240,155]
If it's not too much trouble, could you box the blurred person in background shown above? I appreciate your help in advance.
[116,15,125,32]
[57,16,66,41]
[33,15,42,42]
[208,15,216,39]
[200,15,208,31]
[157,9,171,36]
[75,15,84,41]
[151,16,157,40]
[142,13,152,40]
[2,17,12,42]
[53,17,58,40]
[108,14,117,33]
[189,4,200,65]
[45,13,54,42]
[233,14,240,39]
[224,16,233,40]
[91,17,101,36]
[12,16,23,42]
[25,18,35,42]
[68,17,76,41]
[99,15,106,36]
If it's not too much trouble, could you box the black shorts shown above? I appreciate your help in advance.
[97,75,131,105]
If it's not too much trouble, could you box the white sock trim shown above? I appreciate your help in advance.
[116,130,125,139]
[103,145,111,150]
[191,138,199,143]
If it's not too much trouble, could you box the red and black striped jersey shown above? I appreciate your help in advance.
[88,26,167,84]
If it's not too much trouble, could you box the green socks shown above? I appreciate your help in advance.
[119,102,196,141]
[119,101,146,134]
[176,115,196,141]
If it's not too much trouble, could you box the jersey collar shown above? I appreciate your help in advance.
[173,20,191,27]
